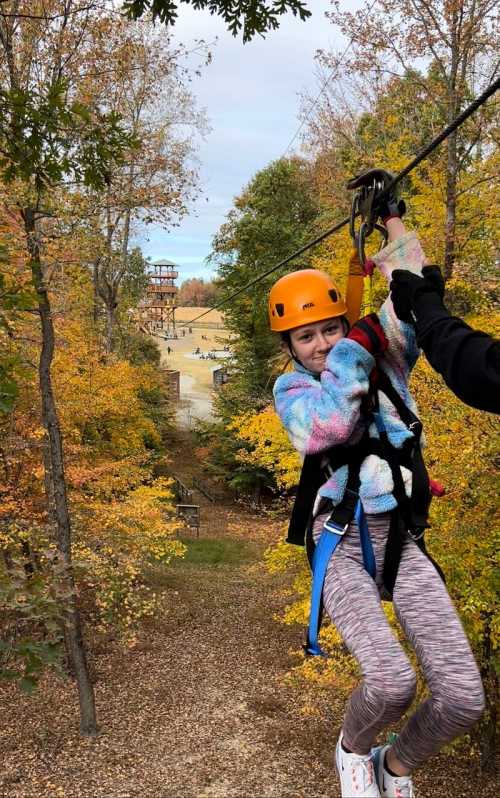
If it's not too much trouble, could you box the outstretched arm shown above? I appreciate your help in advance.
[370,219,425,379]
[391,268,500,414]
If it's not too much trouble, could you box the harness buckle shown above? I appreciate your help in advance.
[323,517,349,536]
[408,526,426,541]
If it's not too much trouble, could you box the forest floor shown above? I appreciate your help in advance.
[0,432,497,798]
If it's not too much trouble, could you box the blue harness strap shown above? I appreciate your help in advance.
[305,499,376,657]
[356,500,376,579]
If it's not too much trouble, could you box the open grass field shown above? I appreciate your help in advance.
[173,307,224,326]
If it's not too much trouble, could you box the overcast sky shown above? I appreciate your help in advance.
[139,1,358,283]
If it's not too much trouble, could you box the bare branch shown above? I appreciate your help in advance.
[456,174,500,197]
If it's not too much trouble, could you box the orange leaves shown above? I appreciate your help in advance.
[50,316,161,456]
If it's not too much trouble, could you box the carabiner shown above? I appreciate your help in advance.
[349,181,388,268]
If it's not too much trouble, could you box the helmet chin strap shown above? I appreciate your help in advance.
[288,342,310,371]
[282,332,306,369]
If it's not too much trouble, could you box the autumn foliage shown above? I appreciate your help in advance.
[0,4,200,702]
[0,248,184,679]
[208,15,499,763]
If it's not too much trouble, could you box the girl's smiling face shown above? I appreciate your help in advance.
[288,316,346,374]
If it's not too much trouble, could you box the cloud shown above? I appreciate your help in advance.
[141,1,359,281]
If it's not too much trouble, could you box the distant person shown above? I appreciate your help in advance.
[390,267,500,413]
[167,346,172,355]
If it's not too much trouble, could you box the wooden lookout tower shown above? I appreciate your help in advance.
[142,259,179,335]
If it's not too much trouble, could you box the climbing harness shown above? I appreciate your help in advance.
[291,369,444,658]
[304,467,376,657]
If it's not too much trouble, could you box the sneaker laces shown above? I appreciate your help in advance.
[350,754,376,792]
[393,775,414,798]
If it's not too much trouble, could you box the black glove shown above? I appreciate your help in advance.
[347,167,406,222]
[390,266,445,323]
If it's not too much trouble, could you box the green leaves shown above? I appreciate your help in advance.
[0,361,19,413]
[0,640,64,694]
[211,157,320,406]
[0,556,66,694]
[123,1,311,42]
[0,80,137,193]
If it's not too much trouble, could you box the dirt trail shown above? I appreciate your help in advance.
[154,321,231,427]
[0,505,335,798]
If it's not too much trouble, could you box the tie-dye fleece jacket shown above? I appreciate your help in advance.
[273,232,427,515]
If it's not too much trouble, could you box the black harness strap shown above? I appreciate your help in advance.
[285,370,444,597]
[287,432,380,547]
[286,452,324,546]
[376,370,431,532]
[374,370,445,592]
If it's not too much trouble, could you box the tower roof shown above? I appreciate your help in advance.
[152,259,178,267]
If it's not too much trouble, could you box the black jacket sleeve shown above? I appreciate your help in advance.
[413,293,500,414]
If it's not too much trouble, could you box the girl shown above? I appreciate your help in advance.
[269,215,485,798]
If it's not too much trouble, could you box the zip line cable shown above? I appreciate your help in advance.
[385,74,500,193]
[184,215,352,321]
[178,75,499,329]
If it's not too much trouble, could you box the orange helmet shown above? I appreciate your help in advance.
[268,269,347,332]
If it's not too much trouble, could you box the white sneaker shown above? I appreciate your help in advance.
[372,745,415,798]
[335,733,380,797]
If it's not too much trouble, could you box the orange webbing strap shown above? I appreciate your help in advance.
[345,249,365,325]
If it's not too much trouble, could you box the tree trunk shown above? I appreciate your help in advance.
[252,479,262,507]
[92,261,100,324]
[121,206,131,267]
[23,206,98,737]
[479,615,498,773]
[104,298,116,354]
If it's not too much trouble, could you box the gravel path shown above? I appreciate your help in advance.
[0,505,496,797]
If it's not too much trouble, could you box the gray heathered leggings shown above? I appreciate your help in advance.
[312,511,485,771]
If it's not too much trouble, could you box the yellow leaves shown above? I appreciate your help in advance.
[77,476,184,561]
[50,316,164,457]
[229,406,301,489]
